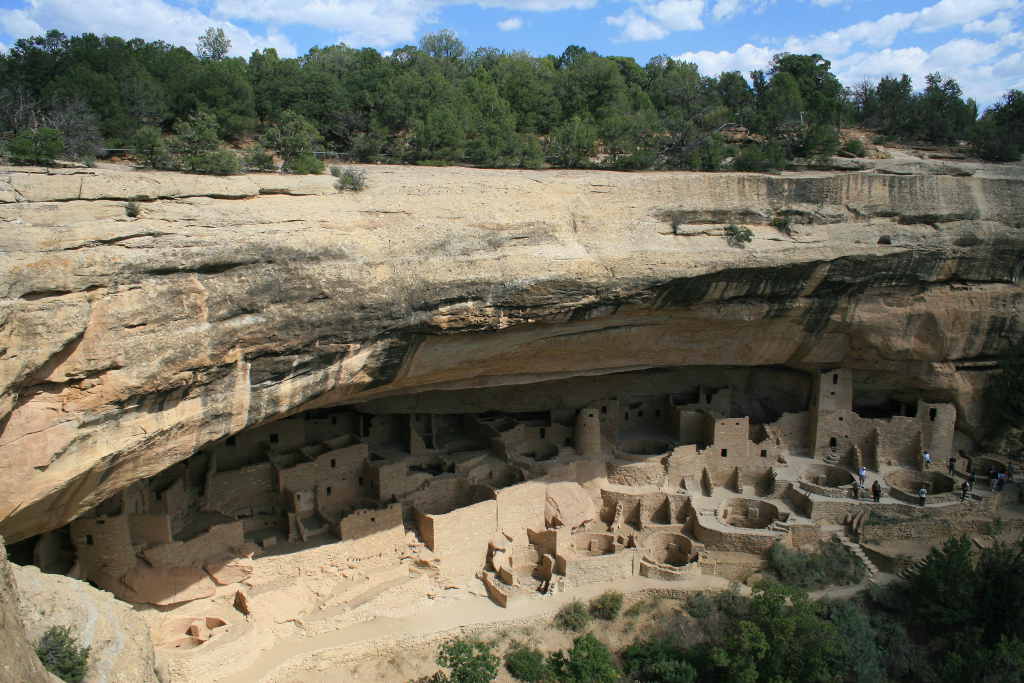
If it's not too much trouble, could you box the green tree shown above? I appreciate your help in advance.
[261,111,324,173]
[433,638,498,683]
[132,125,173,169]
[197,27,230,61]
[549,115,596,168]
[420,29,466,61]
[36,625,89,683]
[5,127,64,164]
[547,633,619,683]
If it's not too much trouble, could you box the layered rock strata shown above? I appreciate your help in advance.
[1,162,1022,542]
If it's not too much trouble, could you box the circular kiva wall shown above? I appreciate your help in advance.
[518,442,558,462]
[617,437,674,457]
[643,533,696,567]
[717,498,780,529]
[801,464,855,488]
[885,470,956,496]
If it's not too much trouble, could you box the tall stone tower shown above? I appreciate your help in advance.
[575,408,603,459]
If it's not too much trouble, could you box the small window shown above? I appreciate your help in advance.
[226,436,236,446]
[878,235,892,245]
[331,459,337,469]
[833,374,839,385]
[331,416,337,425]
[761,449,768,457]
[84,535,94,546]
[638,410,644,418]
[601,406,607,414]
[296,493,301,500]
[721,449,728,457]
[540,428,546,439]
[829,437,838,449]
[96,519,105,525]
[624,412,629,421]
[326,487,332,496]
[830,391,835,397]
[358,477,365,486]
[929,408,937,422]
[370,517,376,523]
[269,433,279,444]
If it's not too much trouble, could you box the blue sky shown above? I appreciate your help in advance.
[0,0,1021,106]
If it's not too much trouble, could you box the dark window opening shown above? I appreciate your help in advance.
[96,519,105,526]
[624,412,629,421]
[929,408,937,422]
[638,410,644,418]
[331,416,337,425]
[656,409,661,417]
[540,428,546,439]
[85,535,93,546]
[226,436,236,446]
[326,487,332,496]
[331,459,337,468]
[829,437,838,449]
[358,477,365,486]
[721,449,728,457]
[838,416,844,422]
[878,235,892,245]
[370,517,375,523]
[601,406,607,414]
[761,449,768,457]
[833,374,839,385]
[269,433,279,444]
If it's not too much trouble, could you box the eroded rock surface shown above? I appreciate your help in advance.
[1,163,1022,542]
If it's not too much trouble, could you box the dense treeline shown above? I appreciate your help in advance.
[1,28,1022,171]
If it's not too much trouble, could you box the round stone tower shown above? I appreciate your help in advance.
[575,408,603,459]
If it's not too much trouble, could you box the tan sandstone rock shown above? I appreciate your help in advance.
[0,163,1022,542]
[545,482,597,530]
[121,567,216,606]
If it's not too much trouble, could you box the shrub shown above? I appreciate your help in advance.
[771,214,793,235]
[331,165,367,191]
[622,638,698,683]
[724,224,753,248]
[686,591,714,619]
[554,600,591,633]
[125,201,141,218]
[244,145,277,172]
[843,139,866,157]
[350,131,385,162]
[284,152,324,175]
[6,127,64,165]
[188,148,241,175]
[433,638,498,683]
[766,538,866,589]
[132,126,174,169]
[36,626,89,683]
[733,142,786,172]
[547,633,619,683]
[589,591,623,620]
[624,597,658,618]
[504,644,548,682]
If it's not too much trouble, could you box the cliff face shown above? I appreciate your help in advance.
[1,162,1022,542]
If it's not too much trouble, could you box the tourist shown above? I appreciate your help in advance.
[858,465,867,485]
[968,471,976,490]
[918,486,928,506]
[852,480,861,500]
[923,450,932,468]
[990,468,998,490]
[997,472,1007,492]
[872,480,882,503]
[948,457,956,475]
[961,481,970,502]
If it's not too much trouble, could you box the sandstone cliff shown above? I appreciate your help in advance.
[1,162,1022,542]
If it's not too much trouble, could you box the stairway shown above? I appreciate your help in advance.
[823,451,841,465]
[898,556,929,580]
[836,530,880,581]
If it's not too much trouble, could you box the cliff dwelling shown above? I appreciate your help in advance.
[14,364,1005,620]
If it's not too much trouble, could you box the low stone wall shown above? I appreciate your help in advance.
[638,558,702,581]
[563,548,635,588]
[692,514,779,556]
[143,521,245,568]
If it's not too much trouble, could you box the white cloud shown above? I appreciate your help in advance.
[497,17,523,31]
[607,0,704,41]
[0,0,298,57]
[809,0,844,6]
[712,0,773,21]
[965,12,1016,34]
[674,42,776,73]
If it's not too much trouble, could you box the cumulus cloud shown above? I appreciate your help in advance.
[607,0,704,41]
[497,17,523,31]
[965,12,1016,34]
[0,0,299,56]
[674,42,776,74]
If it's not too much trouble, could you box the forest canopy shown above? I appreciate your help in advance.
[1,28,1021,171]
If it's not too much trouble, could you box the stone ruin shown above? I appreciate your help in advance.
[21,366,1010,616]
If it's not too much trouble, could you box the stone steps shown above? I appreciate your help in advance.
[836,530,880,580]
[898,557,930,580]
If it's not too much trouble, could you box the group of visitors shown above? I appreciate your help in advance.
[851,452,1016,507]
[851,466,884,503]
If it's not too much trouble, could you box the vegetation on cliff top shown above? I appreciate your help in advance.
[1,28,1020,171]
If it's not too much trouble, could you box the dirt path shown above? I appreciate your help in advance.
[219,574,732,683]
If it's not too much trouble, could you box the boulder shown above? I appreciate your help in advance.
[121,566,215,606]
[204,555,254,586]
